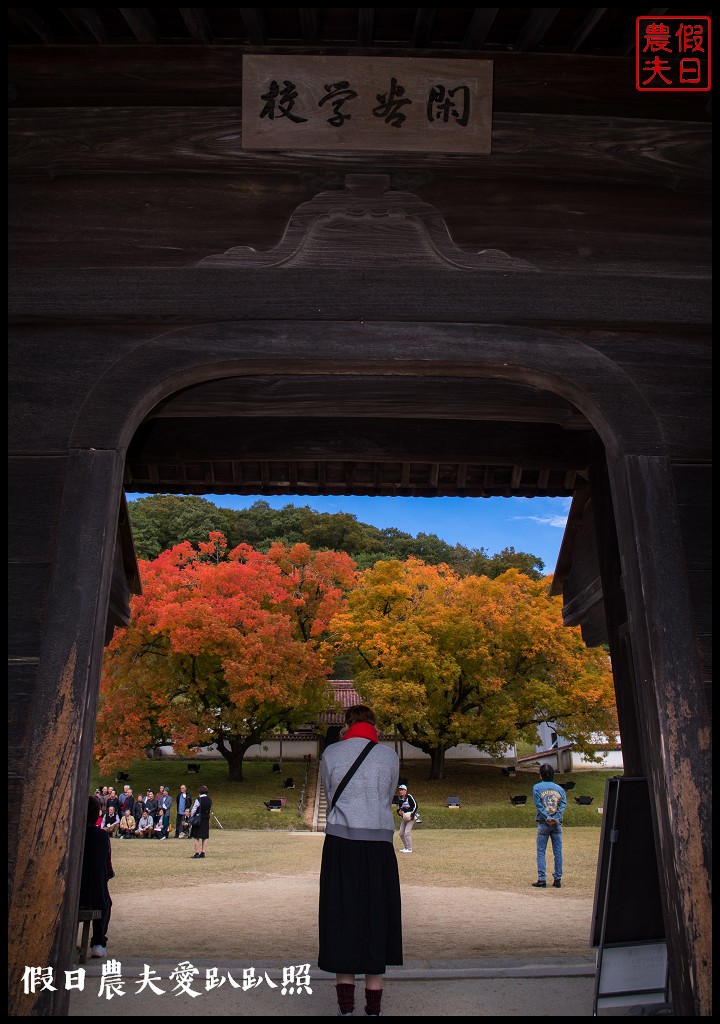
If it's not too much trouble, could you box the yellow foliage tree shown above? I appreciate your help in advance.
[330,559,617,779]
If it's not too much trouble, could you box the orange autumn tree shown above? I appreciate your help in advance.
[330,558,617,779]
[96,532,356,780]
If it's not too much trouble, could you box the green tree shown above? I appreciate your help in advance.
[463,545,545,580]
[128,495,236,559]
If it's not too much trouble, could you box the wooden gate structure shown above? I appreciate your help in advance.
[8,9,711,1016]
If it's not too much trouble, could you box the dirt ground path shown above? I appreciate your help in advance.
[105,829,600,963]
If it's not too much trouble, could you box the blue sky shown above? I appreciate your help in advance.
[128,493,571,573]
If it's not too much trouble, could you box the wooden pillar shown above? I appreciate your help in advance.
[609,454,711,1016]
[8,449,123,1016]
[589,455,645,777]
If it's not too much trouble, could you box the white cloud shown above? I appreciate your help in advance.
[511,514,569,529]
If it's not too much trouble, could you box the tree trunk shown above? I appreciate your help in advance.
[219,742,251,782]
[428,747,446,780]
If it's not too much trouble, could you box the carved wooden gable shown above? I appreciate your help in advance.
[199,174,537,271]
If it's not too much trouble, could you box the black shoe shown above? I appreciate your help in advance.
[192,853,200,858]
[532,880,546,887]
[199,852,205,858]
[553,879,562,888]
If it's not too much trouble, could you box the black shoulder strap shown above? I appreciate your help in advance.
[330,741,376,810]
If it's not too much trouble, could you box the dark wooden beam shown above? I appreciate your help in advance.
[118,7,160,44]
[8,107,711,193]
[150,375,590,428]
[239,9,265,46]
[463,8,499,50]
[357,8,374,46]
[179,8,213,45]
[516,8,561,52]
[8,47,711,121]
[412,8,437,49]
[567,8,607,53]
[8,7,56,42]
[60,8,108,44]
[126,417,595,468]
[8,267,712,327]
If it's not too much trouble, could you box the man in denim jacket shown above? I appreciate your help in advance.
[531,763,567,888]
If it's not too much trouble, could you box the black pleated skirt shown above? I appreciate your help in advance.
[318,834,403,975]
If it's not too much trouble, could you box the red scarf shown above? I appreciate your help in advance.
[343,722,379,743]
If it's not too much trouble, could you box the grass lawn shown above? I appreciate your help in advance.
[93,757,617,830]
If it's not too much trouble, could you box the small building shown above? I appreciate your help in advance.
[525,721,623,771]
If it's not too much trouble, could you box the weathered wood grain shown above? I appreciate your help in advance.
[588,456,645,777]
[8,456,68,561]
[151,374,591,426]
[9,173,710,274]
[8,268,712,326]
[8,662,37,899]
[7,450,125,1017]
[670,464,712,572]
[671,463,712,704]
[8,107,711,191]
[8,46,712,121]
[8,563,52,660]
[609,454,712,1017]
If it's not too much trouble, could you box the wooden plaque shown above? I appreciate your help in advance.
[243,55,492,153]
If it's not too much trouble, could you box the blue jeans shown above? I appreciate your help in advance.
[536,823,563,881]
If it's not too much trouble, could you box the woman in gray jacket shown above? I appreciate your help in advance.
[319,705,402,1017]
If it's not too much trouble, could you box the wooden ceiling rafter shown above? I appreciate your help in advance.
[238,8,265,46]
[60,7,109,44]
[462,8,499,49]
[619,6,668,55]
[118,7,160,44]
[515,8,561,52]
[8,7,56,42]
[411,7,437,49]
[178,7,213,45]
[567,8,607,53]
[357,7,375,46]
[299,8,318,46]
[6,7,668,54]
[123,457,583,499]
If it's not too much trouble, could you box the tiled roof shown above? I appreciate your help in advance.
[318,679,362,725]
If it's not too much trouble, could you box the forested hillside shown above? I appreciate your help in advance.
[127,494,545,578]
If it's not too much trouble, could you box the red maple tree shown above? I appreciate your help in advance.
[96,533,356,780]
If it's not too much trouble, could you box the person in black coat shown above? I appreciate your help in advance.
[79,796,114,958]
[189,785,212,859]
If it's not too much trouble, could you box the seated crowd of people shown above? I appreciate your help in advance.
[93,782,195,840]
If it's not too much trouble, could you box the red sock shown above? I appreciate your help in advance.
[336,983,355,1014]
[365,988,383,1015]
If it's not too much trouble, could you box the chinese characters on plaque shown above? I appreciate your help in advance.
[636,16,711,91]
[243,56,492,153]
